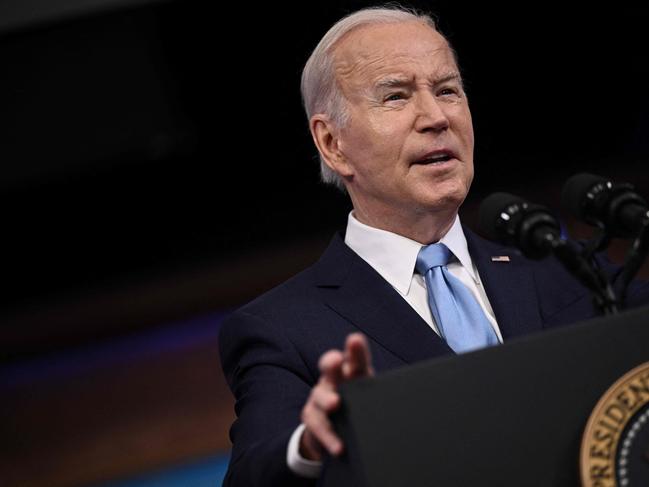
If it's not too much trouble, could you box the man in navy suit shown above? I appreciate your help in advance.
[219,6,648,486]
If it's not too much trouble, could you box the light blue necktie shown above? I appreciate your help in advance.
[416,243,499,353]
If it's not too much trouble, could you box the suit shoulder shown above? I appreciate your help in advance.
[240,263,321,315]
[228,233,350,321]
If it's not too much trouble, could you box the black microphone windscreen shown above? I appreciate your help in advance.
[561,173,606,219]
[477,192,524,241]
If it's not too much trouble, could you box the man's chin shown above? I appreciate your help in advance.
[418,186,469,212]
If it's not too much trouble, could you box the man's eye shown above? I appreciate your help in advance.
[438,88,459,97]
[385,93,405,102]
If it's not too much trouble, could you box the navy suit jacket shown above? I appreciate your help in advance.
[218,227,649,487]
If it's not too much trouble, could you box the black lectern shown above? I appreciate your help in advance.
[322,305,649,487]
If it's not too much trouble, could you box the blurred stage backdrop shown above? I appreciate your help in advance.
[1,1,648,486]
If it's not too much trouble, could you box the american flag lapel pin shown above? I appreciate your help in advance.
[491,255,511,262]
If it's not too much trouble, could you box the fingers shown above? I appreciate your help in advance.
[301,364,344,458]
[318,349,344,387]
[301,389,343,457]
[300,333,374,459]
[311,385,341,413]
[342,332,374,379]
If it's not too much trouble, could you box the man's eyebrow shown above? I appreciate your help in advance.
[374,72,463,90]
[374,76,414,90]
[434,72,463,85]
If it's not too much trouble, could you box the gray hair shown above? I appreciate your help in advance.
[300,6,438,191]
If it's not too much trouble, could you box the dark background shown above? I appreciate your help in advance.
[1,0,648,351]
[1,2,648,485]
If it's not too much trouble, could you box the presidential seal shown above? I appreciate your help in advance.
[580,361,649,486]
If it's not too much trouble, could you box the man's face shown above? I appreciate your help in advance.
[332,21,474,224]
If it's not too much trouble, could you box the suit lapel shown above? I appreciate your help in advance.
[464,227,544,340]
[312,227,546,362]
[314,235,453,365]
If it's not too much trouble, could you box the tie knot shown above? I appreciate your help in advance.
[416,243,452,274]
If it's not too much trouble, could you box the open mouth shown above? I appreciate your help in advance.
[413,152,454,165]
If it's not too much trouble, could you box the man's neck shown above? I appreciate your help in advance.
[350,208,458,244]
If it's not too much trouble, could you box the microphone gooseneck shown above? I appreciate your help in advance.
[478,191,619,315]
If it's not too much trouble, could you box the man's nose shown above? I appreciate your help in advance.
[414,92,450,133]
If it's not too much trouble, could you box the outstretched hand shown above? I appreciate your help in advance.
[299,333,374,460]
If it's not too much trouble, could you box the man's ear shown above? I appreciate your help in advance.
[310,115,354,178]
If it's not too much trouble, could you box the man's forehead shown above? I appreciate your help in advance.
[336,21,447,55]
[332,23,457,90]
[332,22,454,77]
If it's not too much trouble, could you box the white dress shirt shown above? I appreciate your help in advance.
[287,212,502,477]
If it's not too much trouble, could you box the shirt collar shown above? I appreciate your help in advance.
[344,212,479,296]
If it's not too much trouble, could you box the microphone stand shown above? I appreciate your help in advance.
[546,236,619,315]
[616,215,649,306]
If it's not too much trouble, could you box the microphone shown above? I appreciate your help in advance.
[478,192,618,314]
[562,173,649,305]
[561,173,649,238]
[478,192,561,259]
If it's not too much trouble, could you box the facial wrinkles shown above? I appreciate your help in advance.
[363,60,461,157]
[334,51,386,105]
[332,25,471,188]
[358,60,459,118]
